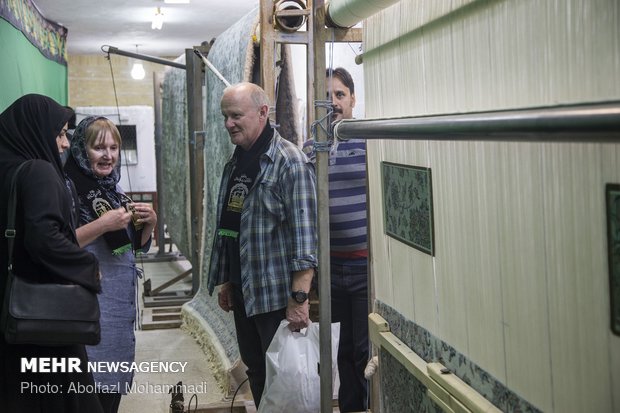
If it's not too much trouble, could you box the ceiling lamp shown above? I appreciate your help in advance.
[130,45,146,80]
[151,7,164,30]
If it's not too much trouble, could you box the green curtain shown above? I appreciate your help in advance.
[0,18,68,112]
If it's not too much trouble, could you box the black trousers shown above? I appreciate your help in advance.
[331,265,369,413]
[231,285,285,407]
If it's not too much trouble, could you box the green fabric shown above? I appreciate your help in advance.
[0,0,68,65]
[0,18,68,112]
[217,229,239,239]
[112,243,133,256]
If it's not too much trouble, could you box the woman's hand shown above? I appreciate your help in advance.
[76,207,131,247]
[130,202,157,247]
[100,207,132,232]
[131,202,157,227]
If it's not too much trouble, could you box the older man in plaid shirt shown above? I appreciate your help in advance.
[207,82,317,408]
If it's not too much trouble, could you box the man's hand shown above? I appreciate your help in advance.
[286,298,310,331]
[217,282,233,312]
[287,268,314,330]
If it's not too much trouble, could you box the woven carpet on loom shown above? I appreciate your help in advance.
[161,54,191,259]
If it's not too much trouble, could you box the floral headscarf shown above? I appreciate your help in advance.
[65,116,135,255]
[69,116,123,209]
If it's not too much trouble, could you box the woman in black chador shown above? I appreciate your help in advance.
[0,94,103,413]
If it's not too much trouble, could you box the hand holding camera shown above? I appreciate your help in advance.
[125,203,144,230]
[125,202,157,230]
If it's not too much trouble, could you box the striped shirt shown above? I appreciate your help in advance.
[304,138,368,265]
[208,129,318,317]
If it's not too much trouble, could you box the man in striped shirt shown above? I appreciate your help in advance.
[304,67,369,412]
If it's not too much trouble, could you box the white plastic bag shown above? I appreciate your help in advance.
[258,320,340,413]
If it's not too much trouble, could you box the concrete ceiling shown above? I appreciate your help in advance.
[33,0,259,57]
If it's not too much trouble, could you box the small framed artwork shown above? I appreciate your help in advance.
[381,162,435,256]
[605,183,620,336]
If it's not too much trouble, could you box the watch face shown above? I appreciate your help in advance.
[292,290,308,303]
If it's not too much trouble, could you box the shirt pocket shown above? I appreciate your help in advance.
[256,180,285,222]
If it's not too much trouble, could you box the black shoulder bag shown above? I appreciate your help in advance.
[0,161,101,346]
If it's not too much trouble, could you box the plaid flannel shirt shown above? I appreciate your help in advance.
[207,129,318,317]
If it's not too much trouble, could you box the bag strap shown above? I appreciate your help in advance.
[5,161,32,271]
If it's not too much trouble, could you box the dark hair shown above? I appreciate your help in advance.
[326,67,354,95]
[65,106,77,129]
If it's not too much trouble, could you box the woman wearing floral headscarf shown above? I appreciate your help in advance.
[65,116,157,413]
[0,94,103,412]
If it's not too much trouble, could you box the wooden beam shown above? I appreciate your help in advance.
[331,27,363,42]
[146,268,192,297]
[274,31,310,45]
[428,363,501,413]
[368,311,389,346]
[368,313,503,413]
[186,46,207,281]
[260,0,277,113]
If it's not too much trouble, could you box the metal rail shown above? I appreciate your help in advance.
[333,101,620,142]
[102,45,186,70]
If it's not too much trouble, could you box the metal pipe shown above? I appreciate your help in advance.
[193,49,230,87]
[325,0,401,28]
[311,0,334,411]
[102,45,186,70]
[153,72,167,256]
[333,101,620,142]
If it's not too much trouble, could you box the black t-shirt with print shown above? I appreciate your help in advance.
[218,123,273,284]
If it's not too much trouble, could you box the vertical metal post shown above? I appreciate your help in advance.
[306,0,316,138]
[312,1,333,412]
[153,72,166,256]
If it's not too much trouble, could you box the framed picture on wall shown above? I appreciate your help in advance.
[605,183,620,336]
[381,162,435,256]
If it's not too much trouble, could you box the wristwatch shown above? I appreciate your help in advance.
[291,290,308,304]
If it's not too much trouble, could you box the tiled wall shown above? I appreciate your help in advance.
[67,54,171,107]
